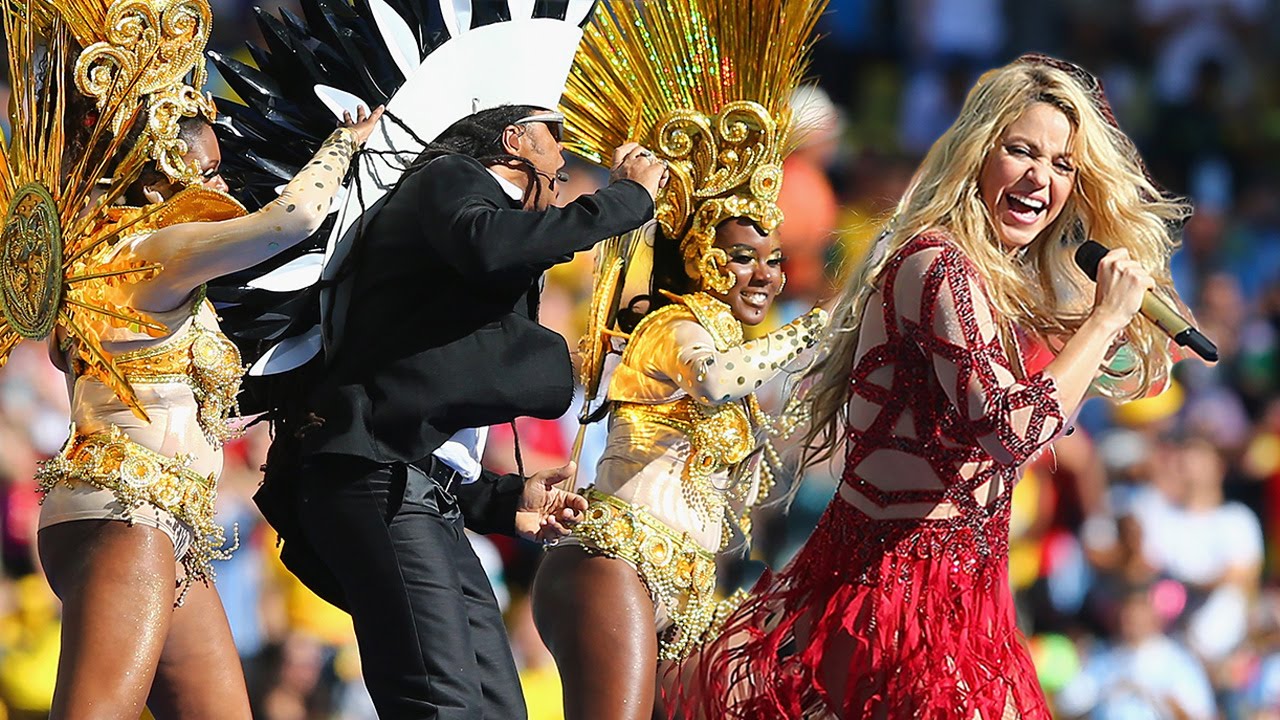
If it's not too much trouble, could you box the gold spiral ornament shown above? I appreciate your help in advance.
[75,0,217,185]
[562,0,826,288]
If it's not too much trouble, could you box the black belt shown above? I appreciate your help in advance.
[410,455,463,496]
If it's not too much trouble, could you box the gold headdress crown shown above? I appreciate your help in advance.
[563,0,826,290]
[58,0,216,185]
[21,0,215,184]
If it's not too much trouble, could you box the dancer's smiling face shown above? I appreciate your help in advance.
[707,218,784,326]
[978,102,1077,252]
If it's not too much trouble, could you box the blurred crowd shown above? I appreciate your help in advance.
[4,0,1280,718]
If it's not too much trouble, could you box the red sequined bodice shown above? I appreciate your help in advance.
[839,232,1064,540]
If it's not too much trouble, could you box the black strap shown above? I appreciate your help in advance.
[411,454,462,495]
[510,420,526,481]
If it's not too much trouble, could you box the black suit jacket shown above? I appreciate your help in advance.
[299,153,654,531]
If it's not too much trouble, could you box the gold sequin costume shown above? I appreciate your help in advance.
[557,0,828,661]
[37,424,226,588]
[97,292,244,447]
[0,0,364,591]
[33,129,360,590]
[38,282,244,589]
[574,294,825,659]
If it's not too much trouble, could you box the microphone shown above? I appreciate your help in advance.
[536,170,570,186]
[1074,240,1218,362]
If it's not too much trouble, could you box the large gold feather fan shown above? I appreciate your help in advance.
[563,0,827,286]
[0,0,228,418]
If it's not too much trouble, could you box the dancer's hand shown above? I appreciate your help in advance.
[341,104,387,146]
[515,462,588,543]
[611,143,669,200]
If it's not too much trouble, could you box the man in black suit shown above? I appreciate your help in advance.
[285,104,664,718]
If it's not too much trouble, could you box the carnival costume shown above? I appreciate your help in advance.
[208,0,601,390]
[0,0,360,593]
[558,0,828,661]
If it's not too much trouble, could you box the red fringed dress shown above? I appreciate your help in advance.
[678,233,1065,719]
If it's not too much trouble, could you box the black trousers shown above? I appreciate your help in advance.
[295,456,527,719]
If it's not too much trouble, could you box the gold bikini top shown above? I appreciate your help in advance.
[611,293,771,534]
[75,288,244,446]
[612,396,759,529]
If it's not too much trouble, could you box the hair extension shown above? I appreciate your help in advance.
[403,104,549,207]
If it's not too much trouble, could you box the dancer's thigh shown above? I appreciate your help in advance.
[39,520,176,720]
[532,546,659,720]
[147,579,251,720]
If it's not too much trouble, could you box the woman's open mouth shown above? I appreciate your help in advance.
[1005,192,1047,225]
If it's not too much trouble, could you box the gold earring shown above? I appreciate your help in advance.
[778,271,787,295]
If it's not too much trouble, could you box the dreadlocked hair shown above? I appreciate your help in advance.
[407,104,547,207]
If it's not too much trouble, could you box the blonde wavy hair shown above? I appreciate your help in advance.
[802,56,1191,463]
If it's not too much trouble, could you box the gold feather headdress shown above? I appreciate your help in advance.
[71,0,216,185]
[20,0,216,185]
[562,0,827,292]
[0,0,225,417]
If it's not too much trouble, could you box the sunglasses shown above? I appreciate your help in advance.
[512,112,566,143]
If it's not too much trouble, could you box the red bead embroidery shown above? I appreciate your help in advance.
[673,233,1063,720]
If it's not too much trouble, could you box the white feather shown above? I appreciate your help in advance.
[314,85,371,121]
[249,327,324,376]
[439,0,471,38]
[246,254,325,292]
[506,0,535,20]
[563,0,595,26]
[368,0,419,77]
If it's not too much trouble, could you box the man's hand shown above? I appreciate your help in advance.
[514,462,588,543]
[610,143,669,200]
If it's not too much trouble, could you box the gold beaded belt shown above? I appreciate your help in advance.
[36,425,232,597]
[573,488,744,661]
